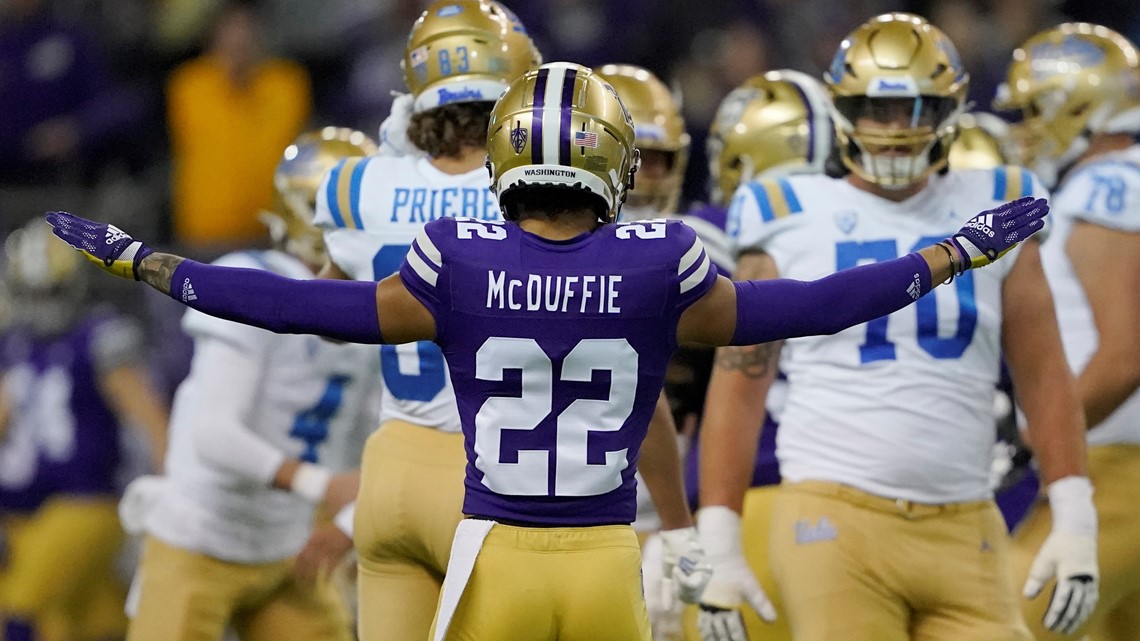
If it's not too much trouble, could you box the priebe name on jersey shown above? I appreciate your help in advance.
[486,270,622,314]
[390,187,498,223]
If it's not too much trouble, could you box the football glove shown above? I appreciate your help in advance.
[660,526,714,605]
[44,212,153,280]
[118,475,167,535]
[641,533,683,641]
[946,196,1048,271]
[1023,476,1099,635]
[696,506,777,641]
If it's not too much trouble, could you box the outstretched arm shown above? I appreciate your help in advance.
[678,197,1049,347]
[45,212,435,345]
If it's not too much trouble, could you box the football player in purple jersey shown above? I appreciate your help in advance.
[48,61,1045,641]
[0,220,169,641]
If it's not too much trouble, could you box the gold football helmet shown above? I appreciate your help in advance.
[264,127,378,266]
[487,62,640,223]
[824,13,968,188]
[948,112,1010,170]
[994,23,1140,183]
[595,64,689,216]
[402,0,542,113]
[5,219,86,334]
[707,69,834,206]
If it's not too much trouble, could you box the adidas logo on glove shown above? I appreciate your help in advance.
[963,215,996,238]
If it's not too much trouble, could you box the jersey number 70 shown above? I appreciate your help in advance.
[837,237,978,363]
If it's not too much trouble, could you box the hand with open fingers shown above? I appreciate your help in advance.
[696,506,777,641]
[944,196,1049,272]
[641,533,683,641]
[1023,476,1099,635]
[659,526,714,605]
[1024,530,1098,634]
[44,211,153,280]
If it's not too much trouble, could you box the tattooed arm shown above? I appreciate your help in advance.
[698,251,783,513]
[138,254,185,295]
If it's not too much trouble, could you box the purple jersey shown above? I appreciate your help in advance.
[0,312,134,512]
[400,217,718,526]
[679,204,734,278]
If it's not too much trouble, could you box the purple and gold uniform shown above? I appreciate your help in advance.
[397,215,716,639]
[0,311,143,641]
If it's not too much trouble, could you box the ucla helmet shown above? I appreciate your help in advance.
[264,127,378,266]
[995,23,1140,185]
[824,13,969,188]
[487,62,640,223]
[402,0,542,113]
[948,112,1010,170]
[707,69,834,206]
[595,64,689,216]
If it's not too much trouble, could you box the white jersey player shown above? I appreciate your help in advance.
[123,128,380,641]
[997,23,1140,640]
[696,14,1096,641]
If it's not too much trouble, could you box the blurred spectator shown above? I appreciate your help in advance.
[0,0,149,234]
[167,0,310,257]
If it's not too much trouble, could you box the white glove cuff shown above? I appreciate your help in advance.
[697,505,743,557]
[1048,476,1097,538]
[290,462,332,504]
[334,501,356,539]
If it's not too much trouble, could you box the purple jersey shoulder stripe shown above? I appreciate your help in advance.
[531,68,549,165]
[559,68,577,166]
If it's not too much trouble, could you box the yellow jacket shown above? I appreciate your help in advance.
[168,55,311,247]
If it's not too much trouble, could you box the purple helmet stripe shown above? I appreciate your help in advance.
[531,68,549,164]
[559,68,577,166]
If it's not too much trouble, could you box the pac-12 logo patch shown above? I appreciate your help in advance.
[833,210,858,234]
[510,125,528,154]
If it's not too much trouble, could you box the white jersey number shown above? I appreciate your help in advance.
[474,337,637,497]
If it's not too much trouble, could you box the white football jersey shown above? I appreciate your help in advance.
[730,168,1047,503]
[314,155,500,433]
[146,250,380,563]
[1042,146,1140,446]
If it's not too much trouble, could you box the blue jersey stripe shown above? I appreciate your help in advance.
[1018,167,1032,198]
[993,166,1008,201]
[325,162,348,228]
[778,178,802,213]
[748,182,776,223]
[349,158,369,230]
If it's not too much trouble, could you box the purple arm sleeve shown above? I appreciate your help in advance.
[169,260,383,344]
[731,252,931,346]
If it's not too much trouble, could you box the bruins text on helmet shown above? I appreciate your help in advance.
[995,22,1140,186]
[486,61,641,224]
[402,0,542,113]
[596,64,689,218]
[263,127,378,266]
[824,12,969,189]
[707,69,834,206]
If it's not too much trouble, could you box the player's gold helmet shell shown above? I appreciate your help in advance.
[595,64,689,216]
[487,62,640,224]
[948,112,1010,170]
[994,23,1140,177]
[707,69,834,206]
[5,220,86,334]
[264,127,378,266]
[402,0,542,113]
[825,13,968,188]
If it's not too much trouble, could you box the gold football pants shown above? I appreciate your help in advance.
[354,420,466,641]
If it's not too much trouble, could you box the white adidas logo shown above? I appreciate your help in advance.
[964,214,995,238]
[907,272,922,300]
[181,277,197,302]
